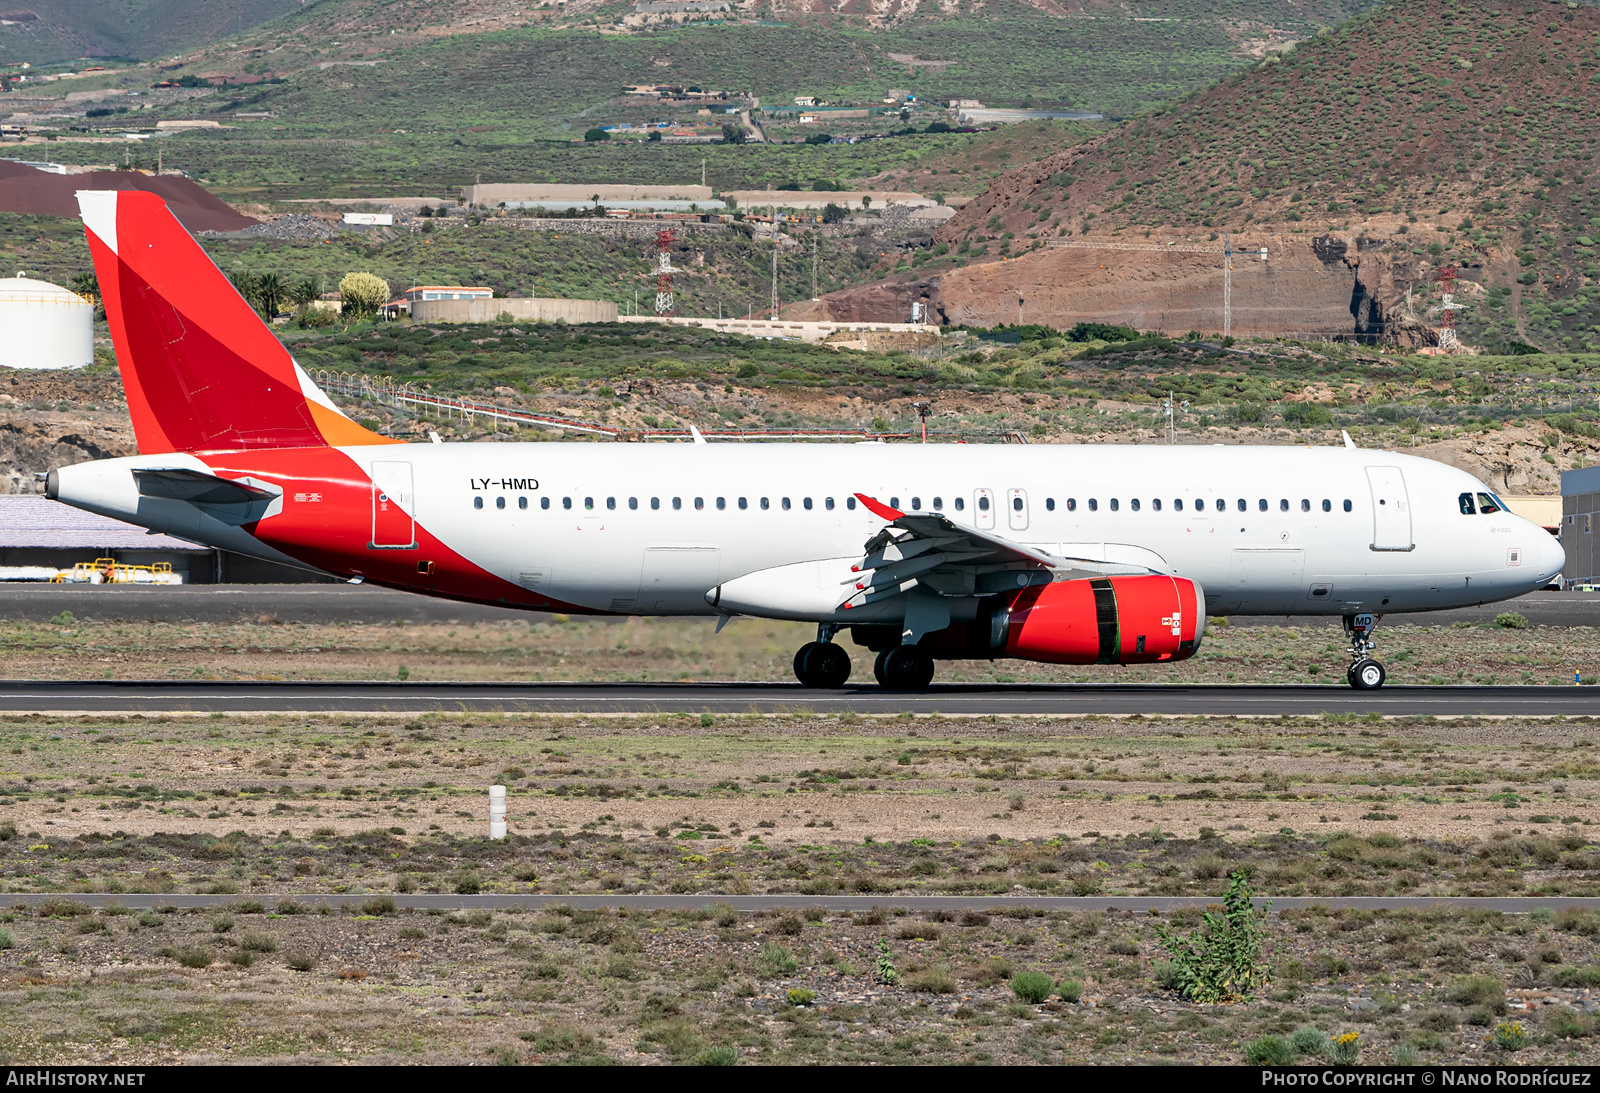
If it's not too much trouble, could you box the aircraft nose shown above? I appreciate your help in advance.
[1538,532,1567,581]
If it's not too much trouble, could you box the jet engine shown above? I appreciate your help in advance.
[1000,574,1204,664]
[849,574,1205,665]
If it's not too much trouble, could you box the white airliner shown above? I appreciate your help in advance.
[44,190,1565,691]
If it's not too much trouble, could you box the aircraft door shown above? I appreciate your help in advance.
[370,461,416,549]
[1007,488,1029,531]
[974,488,996,530]
[1365,466,1414,551]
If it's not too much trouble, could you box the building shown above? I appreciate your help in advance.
[1563,465,1600,585]
[0,495,326,583]
[794,96,817,107]
[385,285,494,317]
[947,98,983,109]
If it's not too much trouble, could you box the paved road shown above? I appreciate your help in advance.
[7,892,1600,914]
[0,585,1595,628]
[0,679,1595,715]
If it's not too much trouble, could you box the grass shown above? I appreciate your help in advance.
[5,896,1600,1063]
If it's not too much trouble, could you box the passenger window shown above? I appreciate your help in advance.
[1300,499,1310,512]
[1174,498,1183,511]
[541,497,550,511]
[1476,492,1501,514]
[1045,498,1054,512]
[1110,498,1120,512]
[912,497,922,510]
[1066,498,1077,511]
[1236,499,1246,512]
[563,497,572,510]
[650,497,660,510]
[1012,496,1023,512]
[1343,499,1353,512]
[496,497,506,510]
[1279,499,1288,512]
[738,497,748,510]
[978,496,990,512]
[628,497,638,510]
[605,497,615,510]
[954,497,965,511]
[825,497,835,510]
[760,497,770,510]
[672,497,682,510]
[518,496,528,510]
[716,497,726,510]
[584,497,594,511]
[1088,498,1098,511]
[694,497,704,510]
[782,497,791,511]
[890,497,900,509]
[474,496,483,510]
[933,497,943,511]
[803,497,813,510]
[847,497,857,511]
[1258,499,1268,512]
[1152,498,1162,512]
[1215,499,1225,512]
[1322,499,1332,512]
[1459,492,1477,515]
[1130,498,1140,512]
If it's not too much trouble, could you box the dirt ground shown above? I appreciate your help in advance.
[5,625,1600,1064]
[2,614,1596,686]
[7,706,1600,1066]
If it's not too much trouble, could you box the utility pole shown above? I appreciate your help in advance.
[770,207,779,319]
[701,157,706,188]
[1222,231,1232,339]
[811,231,818,300]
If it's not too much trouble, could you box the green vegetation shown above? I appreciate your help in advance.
[1153,871,1271,1002]
[1009,971,1054,1003]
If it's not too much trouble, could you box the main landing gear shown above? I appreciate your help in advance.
[793,625,852,688]
[1343,612,1387,690]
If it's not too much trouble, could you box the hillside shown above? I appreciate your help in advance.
[0,0,299,64]
[823,0,1600,353]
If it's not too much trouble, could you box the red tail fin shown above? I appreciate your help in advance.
[77,189,396,454]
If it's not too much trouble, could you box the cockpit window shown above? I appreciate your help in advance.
[1459,492,1477,515]
[1476,492,1501,514]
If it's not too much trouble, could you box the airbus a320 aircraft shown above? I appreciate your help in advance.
[46,191,1565,690]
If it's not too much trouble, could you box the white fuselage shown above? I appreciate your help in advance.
[335,441,1560,617]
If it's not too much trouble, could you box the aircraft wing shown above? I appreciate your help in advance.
[842,492,1157,609]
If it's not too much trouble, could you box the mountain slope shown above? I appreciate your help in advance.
[0,0,300,63]
[826,0,1600,351]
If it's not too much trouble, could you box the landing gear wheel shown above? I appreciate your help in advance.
[793,642,821,684]
[1348,658,1386,690]
[878,645,935,692]
[798,642,852,689]
[873,648,892,688]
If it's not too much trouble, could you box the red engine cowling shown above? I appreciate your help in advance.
[1001,574,1205,665]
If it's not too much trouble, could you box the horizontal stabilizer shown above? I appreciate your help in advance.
[133,467,279,506]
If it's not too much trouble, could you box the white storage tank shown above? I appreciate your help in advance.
[0,276,94,369]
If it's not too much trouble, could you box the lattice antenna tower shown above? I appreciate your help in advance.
[1434,265,1463,353]
[654,230,679,316]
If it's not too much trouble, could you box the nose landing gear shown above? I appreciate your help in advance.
[793,625,852,689]
[1343,613,1386,690]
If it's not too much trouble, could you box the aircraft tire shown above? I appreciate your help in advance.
[879,645,935,692]
[801,642,852,689]
[1349,659,1386,690]
[793,642,821,685]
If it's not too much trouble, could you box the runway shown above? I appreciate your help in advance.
[5,892,1600,914]
[0,679,1596,715]
[0,584,1595,628]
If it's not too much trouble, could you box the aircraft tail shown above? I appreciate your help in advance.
[76,189,397,454]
